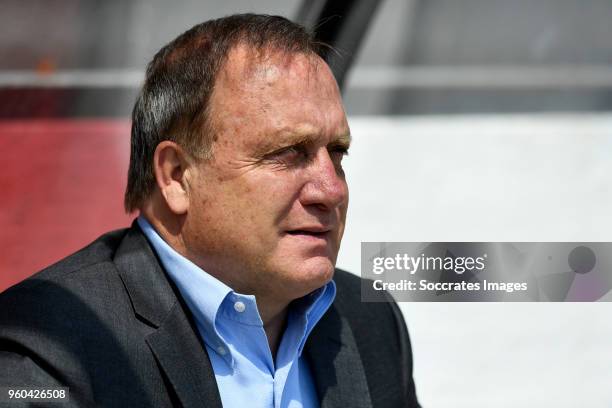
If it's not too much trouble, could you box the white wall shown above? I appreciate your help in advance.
[336,114,612,408]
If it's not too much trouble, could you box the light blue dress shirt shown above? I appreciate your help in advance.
[137,217,336,408]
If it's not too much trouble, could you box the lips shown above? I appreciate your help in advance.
[287,230,328,237]
[287,225,332,235]
[286,226,332,238]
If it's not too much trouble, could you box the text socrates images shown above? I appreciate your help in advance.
[360,243,612,302]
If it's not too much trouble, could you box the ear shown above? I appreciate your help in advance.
[152,141,193,215]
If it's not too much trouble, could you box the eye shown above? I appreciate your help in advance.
[264,144,309,167]
[330,145,349,155]
[328,145,349,161]
[278,145,305,158]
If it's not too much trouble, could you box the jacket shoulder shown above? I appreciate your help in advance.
[332,268,399,331]
[0,227,132,333]
[332,268,421,407]
[333,268,396,320]
[0,226,152,406]
[1,228,128,295]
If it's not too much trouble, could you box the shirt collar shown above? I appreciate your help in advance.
[137,217,233,359]
[291,279,336,356]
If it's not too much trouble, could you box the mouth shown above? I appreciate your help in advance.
[287,230,330,238]
[285,226,333,241]
[284,226,337,253]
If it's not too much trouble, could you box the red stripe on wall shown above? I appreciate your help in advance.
[0,119,135,291]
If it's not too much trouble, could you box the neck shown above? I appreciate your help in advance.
[140,199,187,251]
[258,299,289,359]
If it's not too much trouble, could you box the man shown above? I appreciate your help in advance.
[0,14,419,407]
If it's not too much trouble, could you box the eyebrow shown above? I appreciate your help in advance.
[331,132,352,147]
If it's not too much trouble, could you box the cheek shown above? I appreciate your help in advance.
[193,165,305,234]
[247,172,302,214]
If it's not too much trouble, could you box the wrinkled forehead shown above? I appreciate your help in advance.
[216,43,333,94]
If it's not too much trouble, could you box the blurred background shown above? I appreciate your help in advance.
[1,0,611,407]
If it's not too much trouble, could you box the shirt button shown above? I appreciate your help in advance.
[234,301,246,313]
[216,346,227,355]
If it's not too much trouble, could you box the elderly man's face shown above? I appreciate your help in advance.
[183,46,350,303]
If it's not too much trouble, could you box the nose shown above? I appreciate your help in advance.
[299,148,348,212]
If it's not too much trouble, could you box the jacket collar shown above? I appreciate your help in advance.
[114,222,222,408]
[114,222,174,327]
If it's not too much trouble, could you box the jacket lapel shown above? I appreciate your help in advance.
[114,223,222,408]
[146,302,222,408]
[305,305,373,408]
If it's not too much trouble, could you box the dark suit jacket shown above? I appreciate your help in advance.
[0,224,420,407]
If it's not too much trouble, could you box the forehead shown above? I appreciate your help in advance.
[214,45,342,112]
[218,45,324,89]
[208,45,348,149]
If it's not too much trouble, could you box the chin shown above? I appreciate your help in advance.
[284,256,336,297]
